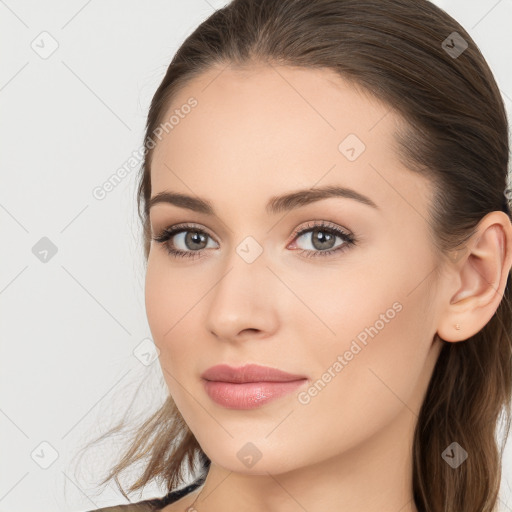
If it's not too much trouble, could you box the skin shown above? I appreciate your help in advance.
[145,62,512,512]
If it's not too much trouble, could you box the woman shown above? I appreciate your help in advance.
[81,0,512,510]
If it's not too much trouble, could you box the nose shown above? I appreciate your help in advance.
[204,247,280,343]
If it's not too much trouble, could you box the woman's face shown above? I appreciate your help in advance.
[145,63,444,475]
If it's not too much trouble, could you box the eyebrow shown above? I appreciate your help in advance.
[147,184,379,217]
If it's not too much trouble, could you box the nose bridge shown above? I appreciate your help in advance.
[204,235,279,339]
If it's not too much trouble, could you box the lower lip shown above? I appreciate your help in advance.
[202,379,307,409]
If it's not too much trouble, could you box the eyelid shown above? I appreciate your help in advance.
[153,219,357,262]
[155,222,218,242]
[289,220,352,241]
[154,220,351,242]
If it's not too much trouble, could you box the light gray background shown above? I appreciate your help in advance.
[1,1,511,511]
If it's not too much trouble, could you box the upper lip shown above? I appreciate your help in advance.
[201,363,307,383]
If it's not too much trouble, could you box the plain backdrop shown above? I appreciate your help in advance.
[1,1,511,511]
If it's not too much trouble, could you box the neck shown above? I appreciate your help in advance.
[188,404,419,512]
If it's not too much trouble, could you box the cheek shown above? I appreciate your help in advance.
[144,254,215,394]
[144,259,208,423]
[144,256,197,356]
[296,248,436,432]
[313,226,436,360]
[145,258,173,343]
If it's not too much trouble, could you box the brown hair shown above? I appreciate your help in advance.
[76,1,512,510]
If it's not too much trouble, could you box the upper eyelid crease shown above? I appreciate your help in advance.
[159,220,349,239]
[146,184,379,218]
[153,220,355,260]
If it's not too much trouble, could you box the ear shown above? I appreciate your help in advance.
[436,211,512,343]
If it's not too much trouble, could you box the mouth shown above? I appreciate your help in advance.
[200,363,308,409]
[201,377,308,410]
[200,363,307,384]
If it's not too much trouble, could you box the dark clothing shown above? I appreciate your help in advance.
[86,477,204,512]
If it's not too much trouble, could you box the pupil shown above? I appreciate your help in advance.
[187,231,206,249]
[313,229,334,250]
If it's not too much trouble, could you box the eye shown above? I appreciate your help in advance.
[288,220,356,258]
[151,223,218,260]
[151,220,357,260]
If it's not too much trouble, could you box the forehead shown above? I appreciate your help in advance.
[150,63,431,220]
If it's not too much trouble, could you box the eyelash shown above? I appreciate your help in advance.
[151,221,356,260]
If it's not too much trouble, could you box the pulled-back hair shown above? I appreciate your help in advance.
[76,1,512,510]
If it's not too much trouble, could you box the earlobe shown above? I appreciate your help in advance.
[436,211,512,343]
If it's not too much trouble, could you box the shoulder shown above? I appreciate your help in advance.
[83,497,163,512]
[84,503,155,512]
[83,477,206,512]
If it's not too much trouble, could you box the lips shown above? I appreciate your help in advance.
[200,363,307,383]
[202,380,307,409]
